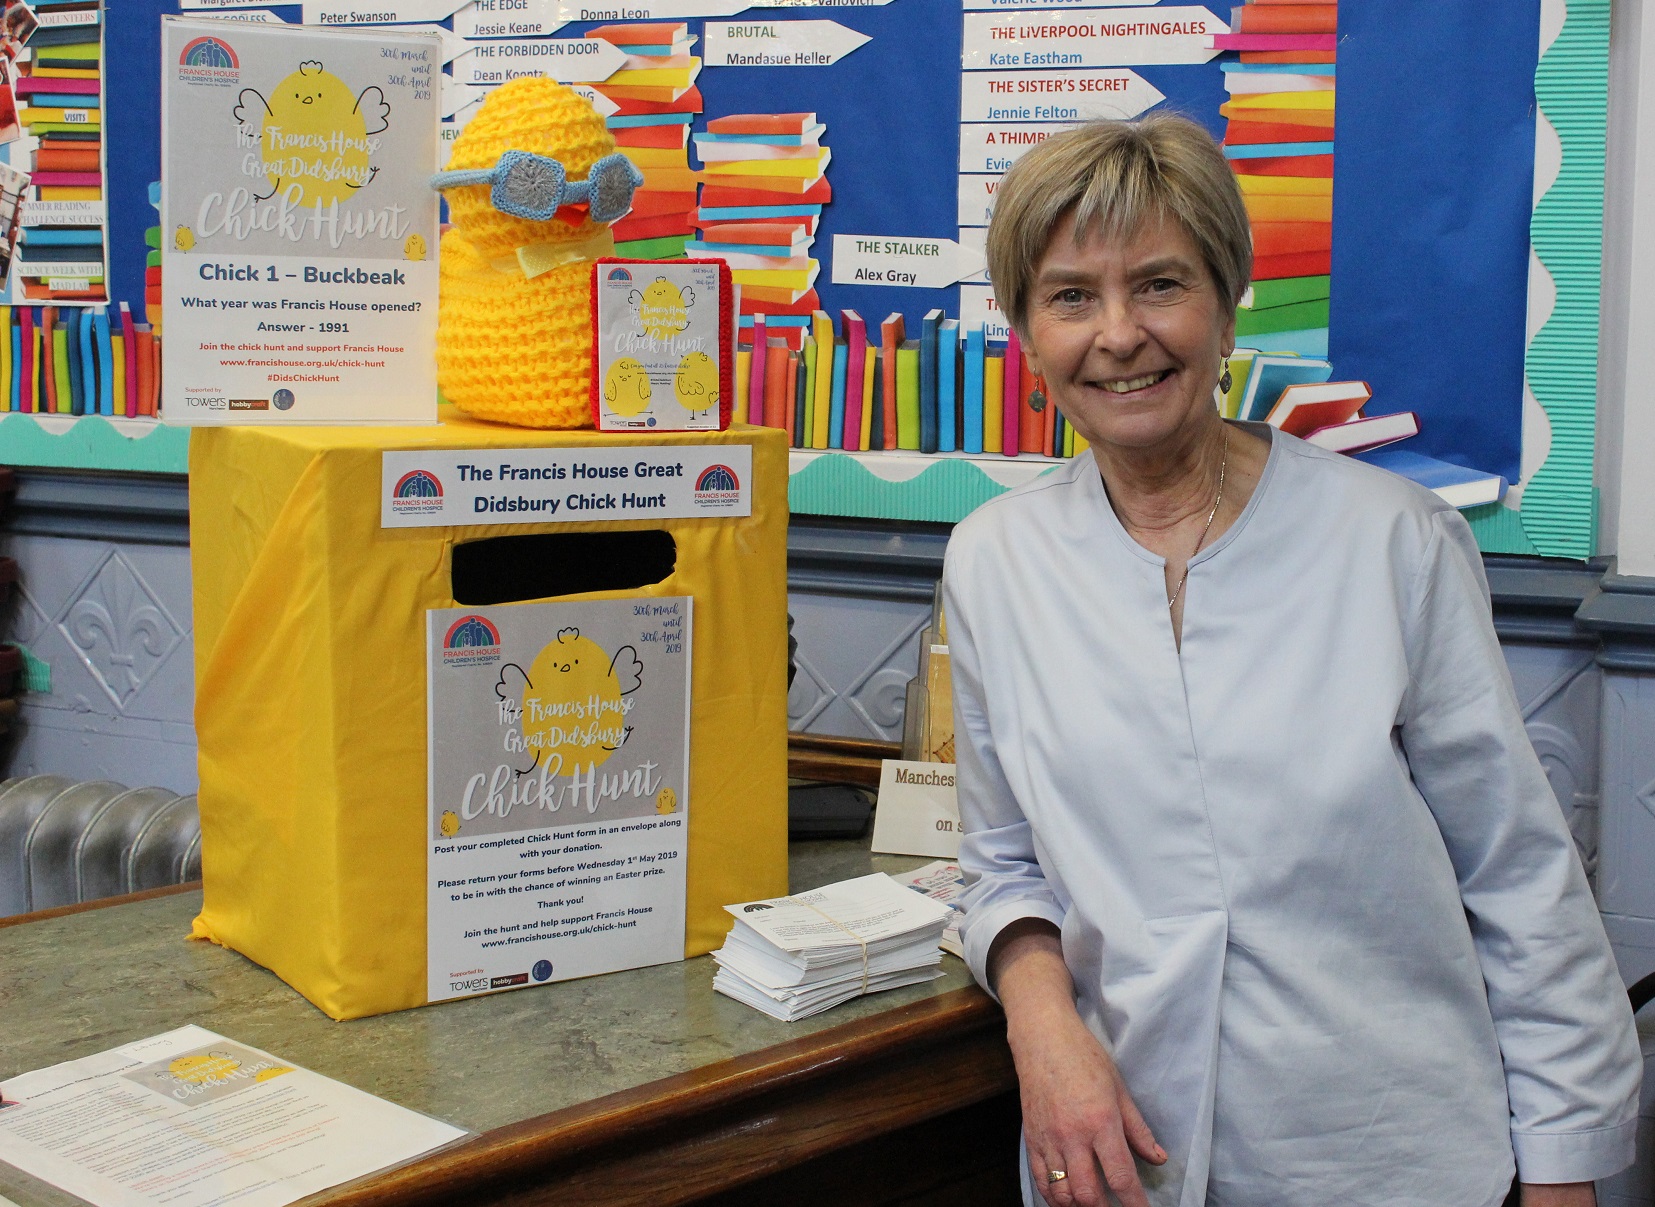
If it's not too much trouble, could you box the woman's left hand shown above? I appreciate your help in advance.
[1521,1183,1595,1207]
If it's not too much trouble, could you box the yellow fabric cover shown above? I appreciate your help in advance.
[437,77,617,429]
[189,412,790,1020]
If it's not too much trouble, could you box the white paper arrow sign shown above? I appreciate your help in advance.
[959,121,1083,173]
[960,68,1162,123]
[453,37,626,85]
[455,0,752,34]
[442,75,487,118]
[568,84,621,117]
[831,235,987,289]
[195,9,291,22]
[302,0,466,22]
[704,20,870,67]
[452,0,565,38]
[962,7,1225,70]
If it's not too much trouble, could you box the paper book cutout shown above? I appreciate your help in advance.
[1264,378,1370,437]
[1354,448,1507,510]
[1304,411,1420,454]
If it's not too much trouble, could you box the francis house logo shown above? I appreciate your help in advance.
[178,36,241,87]
[692,463,740,510]
[391,469,444,516]
[442,615,502,667]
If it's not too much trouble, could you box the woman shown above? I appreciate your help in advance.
[944,114,1640,1207]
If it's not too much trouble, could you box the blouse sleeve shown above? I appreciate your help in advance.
[944,547,1067,1002]
[1399,507,1641,1183]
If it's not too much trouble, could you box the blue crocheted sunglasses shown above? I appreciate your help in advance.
[430,150,643,224]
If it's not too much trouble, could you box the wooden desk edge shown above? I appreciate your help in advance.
[0,880,201,929]
[320,984,1012,1207]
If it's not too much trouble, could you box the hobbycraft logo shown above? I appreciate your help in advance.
[391,469,444,515]
[692,463,741,510]
[178,36,240,87]
[442,615,502,667]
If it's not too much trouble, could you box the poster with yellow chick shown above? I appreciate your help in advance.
[159,18,440,424]
[593,259,734,431]
[425,596,691,1003]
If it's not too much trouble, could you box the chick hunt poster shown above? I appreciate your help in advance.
[596,260,728,432]
[426,597,692,1004]
[159,18,440,424]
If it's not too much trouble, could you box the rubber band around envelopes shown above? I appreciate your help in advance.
[787,894,870,994]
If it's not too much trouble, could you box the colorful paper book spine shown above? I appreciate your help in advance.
[937,319,959,453]
[802,335,818,448]
[0,307,10,413]
[748,313,768,425]
[880,313,903,450]
[1002,330,1021,456]
[791,348,808,446]
[762,337,787,430]
[918,308,941,455]
[983,350,1004,454]
[860,346,877,451]
[53,327,70,415]
[735,346,751,423]
[39,308,56,414]
[18,307,33,413]
[963,325,985,454]
[828,337,848,450]
[810,311,833,448]
[119,302,137,417]
[842,310,866,453]
[895,341,921,450]
[77,306,93,416]
[1020,362,1043,454]
[868,348,884,450]
[6,317,16,411]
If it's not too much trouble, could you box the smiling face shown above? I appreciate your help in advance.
[1021,207,1234,455]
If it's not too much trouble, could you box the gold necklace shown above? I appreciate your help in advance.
[1166,431,1228,612]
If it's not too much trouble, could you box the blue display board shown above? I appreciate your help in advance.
[102,2,1561,532]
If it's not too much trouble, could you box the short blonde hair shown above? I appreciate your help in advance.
[986,114,1252,335]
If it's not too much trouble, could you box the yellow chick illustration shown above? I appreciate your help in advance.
[604,356,652,418]
[515,627,642,774]
[174,225,195,252]
[656,786,678,815]
[404,232,427,262]
[439,809,460,838]
[633,278,691,340]
[234,61,389,207]
[673,351,719,419]
[436,78,620,429]
[168,1052,240,1083]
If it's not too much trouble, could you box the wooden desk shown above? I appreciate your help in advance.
[0,840,1020,1207]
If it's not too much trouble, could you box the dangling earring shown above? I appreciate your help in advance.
[1218,357,1232,396]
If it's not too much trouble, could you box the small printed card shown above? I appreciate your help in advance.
[592,258,734,432]
[871,760,961,859]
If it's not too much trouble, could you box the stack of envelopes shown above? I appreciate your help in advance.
[713,873,952,1021]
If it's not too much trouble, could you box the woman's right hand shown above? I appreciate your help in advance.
[989,920,1166,1207]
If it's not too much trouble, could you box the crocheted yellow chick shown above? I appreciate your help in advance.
[437,79,618,428]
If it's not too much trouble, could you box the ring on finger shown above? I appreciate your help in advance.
[1047,1170,1068,1184]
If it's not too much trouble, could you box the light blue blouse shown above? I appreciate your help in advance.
[943,428,1640,1207]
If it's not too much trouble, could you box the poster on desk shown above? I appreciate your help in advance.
[426,597,692,1004]
[159,17,440,424]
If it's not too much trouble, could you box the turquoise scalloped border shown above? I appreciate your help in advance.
[0,413,190,474]
[1517,0,1610,558]
[788,453,1062,523]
